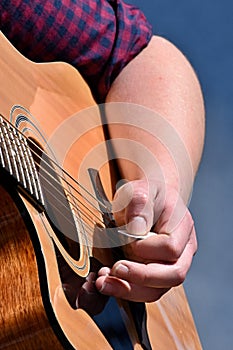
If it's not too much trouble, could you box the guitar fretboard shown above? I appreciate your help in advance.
[0,115,44,208]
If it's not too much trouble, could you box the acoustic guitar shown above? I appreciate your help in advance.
[0,32,202,349]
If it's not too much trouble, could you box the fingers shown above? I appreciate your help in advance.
[116,229,196,288]
[100,230,195,288]
[124,207,195,263]
[95,275,169,303]
[114,180,195,264]
[96,179,198,303]
[96,228,197,302]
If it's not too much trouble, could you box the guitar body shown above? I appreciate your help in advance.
[0,184,67,350]
[0,32,202,349]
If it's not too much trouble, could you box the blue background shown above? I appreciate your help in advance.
[129,1,233,349]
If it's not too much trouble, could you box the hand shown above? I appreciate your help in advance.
[95,179,197,302]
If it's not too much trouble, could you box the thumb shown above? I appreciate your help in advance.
[113,180,155,236]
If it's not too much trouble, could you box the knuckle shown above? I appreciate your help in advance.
[186,210,195,229]
[165,238,182,261]
[131,189,149,206]
[127,189,152,219]
[114,180,152,217]
[190,230,198,255]
[193,239,198,254]
[173,265,186,285]
[143,270,151,286]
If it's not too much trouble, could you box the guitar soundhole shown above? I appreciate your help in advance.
[28,138,81,261]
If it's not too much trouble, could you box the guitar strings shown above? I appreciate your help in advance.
[11,120,119,227]
[33,169,123,249]
[1,116,129,249]
[30,142,112,212]
[3,113,111,213]
[27,140,127,249]
[2,114,114,218]
[36,165,105,228]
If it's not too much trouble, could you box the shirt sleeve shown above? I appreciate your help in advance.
[0,0,153,102]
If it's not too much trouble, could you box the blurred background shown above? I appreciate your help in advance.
[129,1,233,349]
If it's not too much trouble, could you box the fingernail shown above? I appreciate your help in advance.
[114,263,129,277]
[127,216,147,235]
[98,267,111,276]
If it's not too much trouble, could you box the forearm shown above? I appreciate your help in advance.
[105,35,205,202]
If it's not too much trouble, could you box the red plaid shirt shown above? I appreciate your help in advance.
[0,0,152,102]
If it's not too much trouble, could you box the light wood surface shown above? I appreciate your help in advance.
[0,31,202,349]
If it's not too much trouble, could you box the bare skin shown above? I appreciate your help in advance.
[95,35,205,302]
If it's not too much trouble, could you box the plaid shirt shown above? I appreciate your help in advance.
[0,0,152,102]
